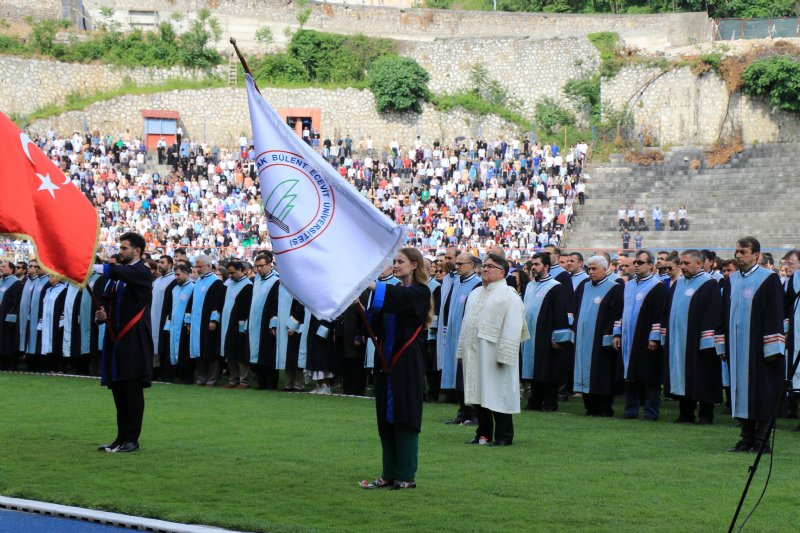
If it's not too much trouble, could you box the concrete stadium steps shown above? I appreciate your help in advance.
[566,143,800,251]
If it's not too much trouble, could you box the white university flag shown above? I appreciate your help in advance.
[244,74,404,321]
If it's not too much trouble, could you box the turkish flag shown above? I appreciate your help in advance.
[0,112,98,286]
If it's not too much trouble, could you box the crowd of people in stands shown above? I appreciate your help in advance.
[0,128,591,262]
[618,205,689,232]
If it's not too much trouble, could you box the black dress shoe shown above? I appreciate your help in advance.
[727,441,753,453]
[696,418,713,426]
[109,441,139,453]
[97,441,121,452]
[489,440,512,447]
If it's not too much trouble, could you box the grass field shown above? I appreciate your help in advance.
[0,372,797,532]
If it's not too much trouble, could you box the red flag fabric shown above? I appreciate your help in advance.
[0,112,98,286]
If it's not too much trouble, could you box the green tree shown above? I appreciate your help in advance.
[368,56,430,113]
[563,75,600,124]
[255,27,273,45]
[180,8,223,69]
[253,53,307,84]
[534,96,575,134]
[741,55,800,113]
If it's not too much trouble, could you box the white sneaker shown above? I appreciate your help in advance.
[319,384,332,395]
[309,387,321,394]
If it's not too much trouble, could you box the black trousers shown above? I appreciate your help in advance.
[254,365,280,390]
[341,357,366,396]
[679,397,714,421]
[110,378,145,444]
[476,405,514,443]
[583,393,614,416]
[528,381,558,411]
[739,418,771,447]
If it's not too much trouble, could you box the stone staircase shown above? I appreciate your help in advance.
[566,143,800,254]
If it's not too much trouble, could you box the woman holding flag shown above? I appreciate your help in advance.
[360,248,432,490]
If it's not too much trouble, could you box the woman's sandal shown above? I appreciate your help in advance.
[390,480,416,490]
[359,478,392,490]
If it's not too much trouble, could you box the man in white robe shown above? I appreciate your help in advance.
[458,252,528,446]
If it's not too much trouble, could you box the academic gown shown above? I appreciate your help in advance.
[571,271,589,291]
[369,282,431,434]
[784,271,800,389]
[61,284,82,358]
[521,276,572,382]
[550,264,575,321]
[78,276,99,357]
[40,283,67,357]
[156,279,178,367]
[248,272,280,367]
[306,315,336,373]
[99,262,153,387]
[721,266,786,421]
[662,272,722,403]
[90,275,109,364]
[27,276,50,355]
[0,276,22,356]
[17,276,35,353]
[365,275,401,369]
[615,275,667,386]
[151,272,176,356]
[164,280,194,367]
[220,276,253,363]
[441,273,481,390]
[189,273,225,361]
[283,299,307,371]
[436,272,457,371]
[572,276,624,395]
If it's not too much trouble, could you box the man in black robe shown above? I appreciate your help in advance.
[248,253,280,390]
[572,255,624,417]
[188,255,225,386]
[94,232,153,453]
[40,278,68,373]
[337,301,366,396]
[221,260,253,389]
[522,252,572,411]
[543,244,576,401]
[0,260,23,370]
[613,250,667,421]
[662,250,723,425]
[159,263,194,384]
[722,237,786,453]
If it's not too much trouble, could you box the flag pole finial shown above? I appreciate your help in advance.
[229,37,260,93]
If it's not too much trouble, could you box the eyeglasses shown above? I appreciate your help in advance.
[482,263,504,271]
[633,260,650,266]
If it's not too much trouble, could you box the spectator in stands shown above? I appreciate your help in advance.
[678,205,688,231]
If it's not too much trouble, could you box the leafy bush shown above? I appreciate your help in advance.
[430,91,528,129]
[368,56,429,113]
[534,96,574,135]
[699,52,722,72]
[252,53,307,84]
[741,55,800,113]
[288,30,395,84]
[255,27,273,44]
[563,75,600,125]
[587,31,623,78]
[3,16,222,69]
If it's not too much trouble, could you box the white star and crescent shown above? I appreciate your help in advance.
[36,173,60,198]
[20,131,71,196]
[20,132,36,164]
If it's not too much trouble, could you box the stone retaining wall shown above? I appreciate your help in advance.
[27,86,523,149]
[602,65,800,145]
